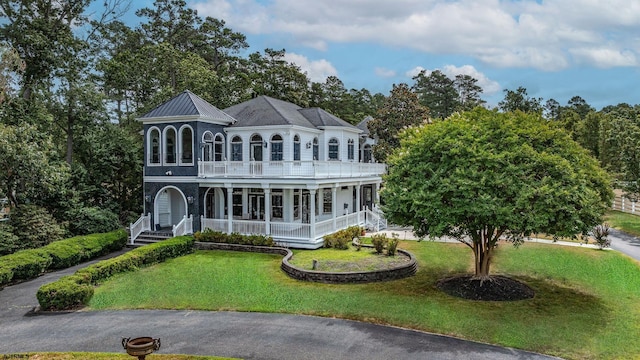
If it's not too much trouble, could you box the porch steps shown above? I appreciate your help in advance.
[129,231,173,246]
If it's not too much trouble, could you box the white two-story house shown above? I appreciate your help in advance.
[130,91,385,248]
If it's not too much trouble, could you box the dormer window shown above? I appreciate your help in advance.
[328,138,339,160]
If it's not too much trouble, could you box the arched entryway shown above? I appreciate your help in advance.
[154,186,188,230]
[204,187,226,219]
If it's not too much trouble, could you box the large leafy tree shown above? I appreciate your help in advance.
[382,108,613,279]
[368,83,430,162]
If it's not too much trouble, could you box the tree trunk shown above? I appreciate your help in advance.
[473,235,493,280]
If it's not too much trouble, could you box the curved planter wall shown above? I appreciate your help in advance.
[194,242,418,284]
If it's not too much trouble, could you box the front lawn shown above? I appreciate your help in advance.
[89,241,640,360]
[605,210,640,237]
[1,353,235,359]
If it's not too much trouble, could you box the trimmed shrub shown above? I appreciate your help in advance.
[0,229,127,288]
[66,207,121,236]
[37,236,195,311]
[37,276,94,311]
[1,249,52,281]
[194,229,274,247]
[10,205,65,249]
[371,233,388,254]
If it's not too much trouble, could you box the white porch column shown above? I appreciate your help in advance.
[309,188,317,240]
[225,184,233,233]
[264,187,271,235]
[356,183,361,224]
[332,185,337,231]
[374,181,381,205]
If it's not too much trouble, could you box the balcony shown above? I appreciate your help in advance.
[198,160,386,178]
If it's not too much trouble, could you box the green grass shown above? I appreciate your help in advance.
[605,210,640,237]
[89,242,640,360]
[0,353,236,359]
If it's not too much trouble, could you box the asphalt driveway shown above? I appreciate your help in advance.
[0,249,560,360]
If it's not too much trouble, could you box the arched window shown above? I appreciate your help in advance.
[164,127,177,164]
[293,135,301,161]
[231,136,243,161]
[179,126,193,165]
[250,134,263,161]
[363,144,372,163]
[149,127,161,165]
[271,134,283,161]
[328,138,339,160]
[214,133,225,161]
[312,137,319,160]
[347,139,355,160]
[202,131,214,161]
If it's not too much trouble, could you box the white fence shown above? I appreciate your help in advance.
[612,194,640,215]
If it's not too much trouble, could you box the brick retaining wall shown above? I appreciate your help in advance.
[194,242,417,284]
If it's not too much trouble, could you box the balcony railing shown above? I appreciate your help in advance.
[198,160,386,178]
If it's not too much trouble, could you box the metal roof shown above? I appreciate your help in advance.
[139,90,236,124]
[356,115,374,135]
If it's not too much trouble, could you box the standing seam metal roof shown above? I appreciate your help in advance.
[139,90,236,123]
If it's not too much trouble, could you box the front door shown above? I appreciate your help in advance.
[251,143,263,161]
[250,195,265,220]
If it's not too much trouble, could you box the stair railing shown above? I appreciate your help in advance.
[130,213,151,244]
[172,214,193,237]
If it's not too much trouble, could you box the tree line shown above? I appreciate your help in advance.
[0,0,637,254]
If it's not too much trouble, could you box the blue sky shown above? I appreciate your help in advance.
[127,0,640,109]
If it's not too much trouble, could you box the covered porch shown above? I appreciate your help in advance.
[199,182,380,248]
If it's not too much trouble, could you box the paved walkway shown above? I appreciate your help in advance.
[0,248,561,359]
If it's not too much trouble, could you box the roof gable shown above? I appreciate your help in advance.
[138,90,236,124]
[225,96,316,129]
[356,115,374,135]
[299,108,360,131]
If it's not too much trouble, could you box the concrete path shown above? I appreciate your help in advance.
[609,229,640,262]
[0,249,559,360]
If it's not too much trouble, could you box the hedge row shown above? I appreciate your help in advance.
[36,236,195,311]
[194,229,275,246]
[0,229,127,288]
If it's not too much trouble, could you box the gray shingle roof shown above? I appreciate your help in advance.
[225,96,316,129]
[356,115,374,135]
[139,90,236,124]
[299,108,359,130]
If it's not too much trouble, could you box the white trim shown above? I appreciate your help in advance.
[138,115,233,126]
[147,126,162,166]
[163,125,178,166]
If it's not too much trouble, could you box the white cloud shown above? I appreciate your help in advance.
[405,66,427,78]
[191,0,640,71]
[281,52,338,82]
[375,67,396,78]
[441,65,501,94]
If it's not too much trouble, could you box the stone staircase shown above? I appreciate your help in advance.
[128,230,173,246]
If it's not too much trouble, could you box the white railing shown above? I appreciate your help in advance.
[129,213,151,244]
[199,211,365,241]
[172,214,193,237]
[198,160,386,178]
[365,207,387,231]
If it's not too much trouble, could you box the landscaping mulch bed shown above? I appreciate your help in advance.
[437,275,535,301]
[310,253,411,272]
